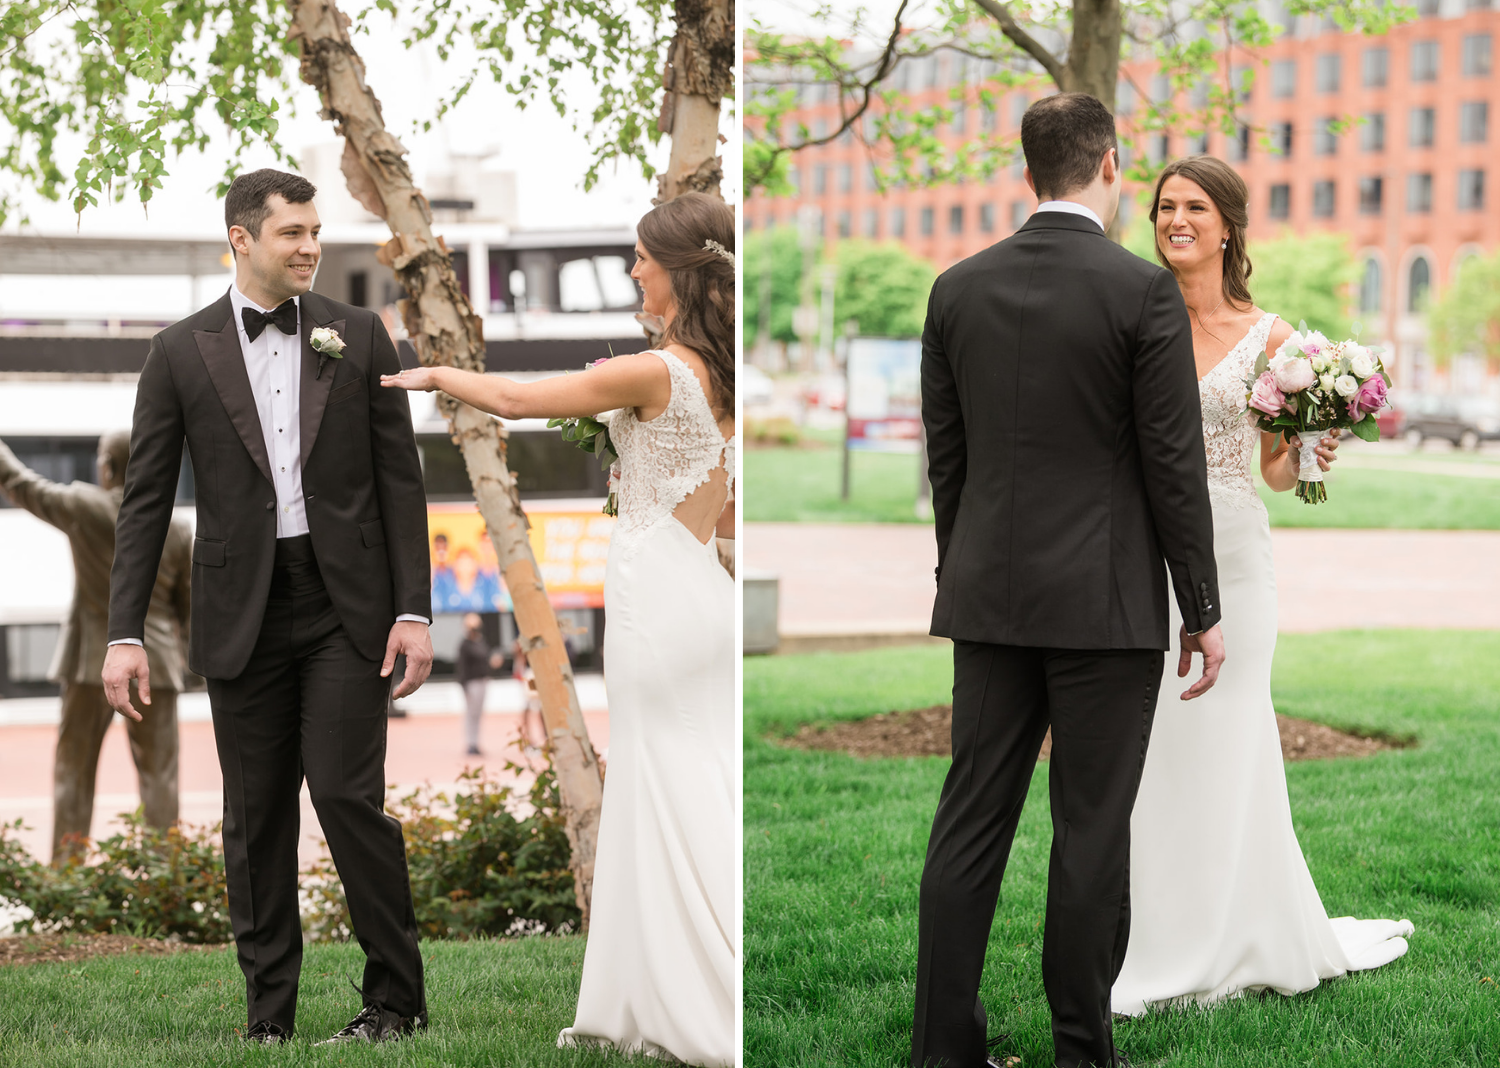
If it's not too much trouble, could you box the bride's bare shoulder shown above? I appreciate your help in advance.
[1263,313,1294,356]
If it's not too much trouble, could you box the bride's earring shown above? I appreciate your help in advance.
[1221,239,1228,250]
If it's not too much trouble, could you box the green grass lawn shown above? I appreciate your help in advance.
[744,632,1500,1067]
[0,935,637,1066]
[745,443,1500,528]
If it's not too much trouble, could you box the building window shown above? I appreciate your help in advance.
[1116,80,1136,115]
[1408,172,1433,212]
[837,210,851,238]
[1313,180,1336,217]
[1272,59,1297,98]
[838,164,852,194]
[1411,40,1439,82]
[949,205,964,235]
[1361,113,1385,151]
[814,165,828,195]
[1470,0,1493,9]
[980,203,996,233]
[1459,169,1486,210]
[890,206,906,238]
[863,208,879,238]
[1316,53,1341,93]
[866,164,880,192]
[1460,101,1489,143]
[1408,257,1431,312]
[1010,200,1029,229]
[1418,0,1440,14]
[920,206,935,236]
[1227,124,1251,162]
[1410,107,1436,148]
[1315,119,1339,156]
[1272,122,1293,156]
[1359,176,1384,214]
[1464,34,1493,76]
[1269,184,1291,219]
[787,166,800,195]
[1187,132,1209,155]
[1363,47,1389,87]
[1010,94,1029,127]
[1360,258,1383,313]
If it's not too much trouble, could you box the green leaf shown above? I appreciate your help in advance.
[1348,416,1381,442]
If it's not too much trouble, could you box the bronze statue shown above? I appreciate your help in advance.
[0,431,192,864]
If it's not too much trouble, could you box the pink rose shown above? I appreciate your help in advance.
[586,356,613,370]
[1271,354,1317,393]
[1248,370,1287,417]
[1348,374,1389,422]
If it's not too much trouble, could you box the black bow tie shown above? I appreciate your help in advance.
[241,300,298,342]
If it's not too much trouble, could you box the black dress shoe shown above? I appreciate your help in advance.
[245,1020,290,1044]
[316,1004,427,1045]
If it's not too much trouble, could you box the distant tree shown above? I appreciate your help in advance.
[744,226,804,349]
[1428,252,1500,372]
[832,239,935,339]
[1246,232,1357,341]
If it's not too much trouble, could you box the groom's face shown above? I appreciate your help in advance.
[232,194,322,305]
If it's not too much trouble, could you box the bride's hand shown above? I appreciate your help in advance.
[1285,428,1340,472]
[381,367,442,392]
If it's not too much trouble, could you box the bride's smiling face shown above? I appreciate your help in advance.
[630,241,675,320]
[1155,175,1230,274]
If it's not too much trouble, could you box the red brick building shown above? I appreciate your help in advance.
[746,9,1500,391]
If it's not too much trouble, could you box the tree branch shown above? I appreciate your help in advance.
[971,0,1068,89]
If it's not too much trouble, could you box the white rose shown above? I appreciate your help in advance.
[1334,374,1359,398]
[1349,350,1376,378]
[310,326,346,353]
[1319,373,1335,392]
[1310,354,1329,373]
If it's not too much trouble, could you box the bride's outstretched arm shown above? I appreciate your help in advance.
[379,353,671,420]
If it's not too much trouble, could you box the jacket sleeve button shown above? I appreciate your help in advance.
[266,501,274,510]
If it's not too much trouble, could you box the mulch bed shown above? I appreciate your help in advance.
[785,704,1410,762]
[0,933,227,967]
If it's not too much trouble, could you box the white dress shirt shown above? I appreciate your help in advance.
[111,286,427,646]
[1035,200,1106,232]
[228,284,309,539]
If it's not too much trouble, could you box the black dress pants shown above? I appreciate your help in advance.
[911,641,1164,1068]
[206,535,424,1035]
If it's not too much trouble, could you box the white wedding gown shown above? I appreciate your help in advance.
[1111,312,1413,1017]
[557,350,737,1065]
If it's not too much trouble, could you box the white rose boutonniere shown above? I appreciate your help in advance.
[310,326,346,379]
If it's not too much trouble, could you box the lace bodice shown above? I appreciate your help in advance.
[1199,312,1277,514]
[608,349,735,551]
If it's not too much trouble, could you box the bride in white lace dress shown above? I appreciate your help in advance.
[383,193,736,1065]
[1112,157,1412,1017]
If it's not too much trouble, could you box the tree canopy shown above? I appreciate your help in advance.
[0,0,672,226]
[746,0,1411,197]
[1428,251,1500,371]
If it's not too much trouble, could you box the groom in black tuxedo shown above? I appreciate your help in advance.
[911,94,1226,1068]
[103,169,434,1045]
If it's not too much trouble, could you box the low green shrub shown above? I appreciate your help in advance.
[302,762,580,941]
[0,810,230,943]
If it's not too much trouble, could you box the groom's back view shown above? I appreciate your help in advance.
[911,94,1223,1068]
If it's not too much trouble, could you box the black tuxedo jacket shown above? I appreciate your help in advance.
[109,290,430,680]
[922,211,1221,650]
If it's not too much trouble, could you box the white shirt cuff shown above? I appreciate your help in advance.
[396,614,430,626]
[108,638,144,647]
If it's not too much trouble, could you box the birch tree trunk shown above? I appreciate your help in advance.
[654,0,735,204]
[287,0,605,929]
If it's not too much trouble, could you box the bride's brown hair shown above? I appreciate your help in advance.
[636,192,735,416]
[1149,155,1254,310]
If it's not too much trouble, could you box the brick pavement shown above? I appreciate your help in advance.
[746,522,1500,639]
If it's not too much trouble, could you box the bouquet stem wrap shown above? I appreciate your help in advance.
[1295,430,1328,504]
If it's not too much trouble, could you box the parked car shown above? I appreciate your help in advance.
[742,364,775,406]
[1401,393,1500,449]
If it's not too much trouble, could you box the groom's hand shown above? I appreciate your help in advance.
[101,644,150,722]
[382,620,433,699]
[1177,624,1225,701]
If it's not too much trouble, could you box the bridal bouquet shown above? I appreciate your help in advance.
[1242,326,1391,504]
[547,355,620,516]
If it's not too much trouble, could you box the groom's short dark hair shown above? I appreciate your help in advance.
[1020,93,1119,200]
[225,168,318,244]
